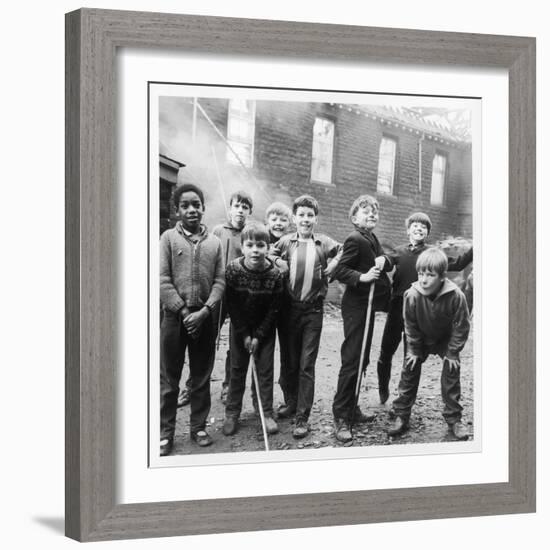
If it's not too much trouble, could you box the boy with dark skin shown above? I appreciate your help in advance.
[159,184,224,455]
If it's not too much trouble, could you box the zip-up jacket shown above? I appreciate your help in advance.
[403,278,470,360]
[159,223,225,313]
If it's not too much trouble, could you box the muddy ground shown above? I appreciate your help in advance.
[172,304,474,455]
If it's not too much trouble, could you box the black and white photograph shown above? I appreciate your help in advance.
[151,84,478,462]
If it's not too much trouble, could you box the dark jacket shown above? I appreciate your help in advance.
[390,243,473,297]
[403,278,470,360]
[334,228,393,311]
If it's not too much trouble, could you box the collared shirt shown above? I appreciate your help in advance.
[273,232,341,303]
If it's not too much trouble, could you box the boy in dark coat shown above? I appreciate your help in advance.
[332,195,393,443]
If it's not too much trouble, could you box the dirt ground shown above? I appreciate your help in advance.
[172,304,474,455]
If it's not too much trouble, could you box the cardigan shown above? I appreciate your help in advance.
[159,223,225,313]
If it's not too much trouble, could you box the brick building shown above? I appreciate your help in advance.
[159,97,472,249]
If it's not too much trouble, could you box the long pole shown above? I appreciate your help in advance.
[249,354,269,451]
[350,282,376,435]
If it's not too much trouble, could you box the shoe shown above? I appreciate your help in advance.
[222,416,239,436]
[354,407,376,423]
[190,429,213,447]
[292,419,309,439]
[334,418,353,443]
[160,438,173,457]
[449,421,469,441]
[388,416,409,436]
[264,416,279,435]
[277,403,296,419]
[220,385,228,405]
[177,387,190,408]
[379,387,390,405]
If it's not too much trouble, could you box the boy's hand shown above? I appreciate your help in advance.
[324,258,338,277]
[444,357,460,372]
[406,355,421,370]
[374,256,386,270]
[275,258,289,274]
[183,307,209,338]
[249,338,259,355]
[179,306,191,321]
[359,266,381,283]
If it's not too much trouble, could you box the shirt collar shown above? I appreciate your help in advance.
[289,232,321,244]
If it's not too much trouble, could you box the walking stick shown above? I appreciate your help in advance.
[350,281,376,435]
[249,354,270,451]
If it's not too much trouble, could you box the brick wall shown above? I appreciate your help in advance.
[160,97,472,249]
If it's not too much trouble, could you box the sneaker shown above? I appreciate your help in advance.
[292,419,309,439]
[449,421,469,441]
[264,416,279,435]
[354,407,376,424]
[388,416,409,437]
[277,403,296,419]
[190,429,213,447]
[177,387,190,408]
[222,416,239,436]
[334,418,352,443]
[220,385,228,405]
[160,438,173,456]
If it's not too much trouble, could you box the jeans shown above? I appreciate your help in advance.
[225,329,276,418]
[281,300,323,422]
[392,345,463,423]
[332,292,375,421]
[160,309,216,439]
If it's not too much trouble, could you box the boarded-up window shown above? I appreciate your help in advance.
[376,137,397,194]
[311,117,334,184]
[226,99,255,167]
[430,153,447,205]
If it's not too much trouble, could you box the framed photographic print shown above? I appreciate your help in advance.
[65,8,535,542]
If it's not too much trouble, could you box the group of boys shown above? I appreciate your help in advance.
[159,182,473,456]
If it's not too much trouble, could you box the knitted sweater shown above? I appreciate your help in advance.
[225,257,284,342]
[403,278,470,360]
[159,223,225,313]
[213,223,243,264]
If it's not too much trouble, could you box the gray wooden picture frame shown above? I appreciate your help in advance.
[65,8,536,542]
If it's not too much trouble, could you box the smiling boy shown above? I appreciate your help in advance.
[331,195,393,443]
[272,195,341,438]
[388,247,471,440]
[376,213,473,404]
[159,183,225,455]
[222,222,284,436]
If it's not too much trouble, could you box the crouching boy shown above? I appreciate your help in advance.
[223,222,284,436]
[388,247,471,440]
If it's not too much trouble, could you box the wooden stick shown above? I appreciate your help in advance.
[249,354,269,451]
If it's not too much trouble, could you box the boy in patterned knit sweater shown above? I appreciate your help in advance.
[222,222,284,436]
[159,183,225,455]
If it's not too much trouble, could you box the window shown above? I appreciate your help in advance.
[311,117,334,184]
[226,99,255,167]
[376,137,397,194]
[430,153,447,205]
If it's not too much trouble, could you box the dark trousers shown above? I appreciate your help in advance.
[225,330,276,418]
[160,309,216,439]
[392,347,463,423]
[281,300,323,422]
[377,295,405,391]
[276,305,292,404]
[332,293,375,421]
